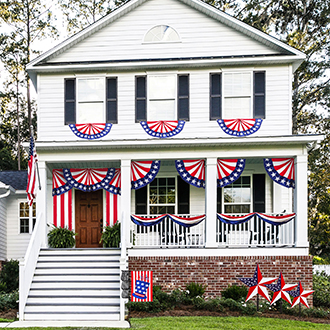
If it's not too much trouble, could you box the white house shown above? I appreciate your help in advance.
[21,0,320,325]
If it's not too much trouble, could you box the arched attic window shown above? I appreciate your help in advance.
[144,25,180,43]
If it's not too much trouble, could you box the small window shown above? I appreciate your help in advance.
[144,25,180,43]
[19,202,36,234]
[223,176,251,214]
[149,178,176,214]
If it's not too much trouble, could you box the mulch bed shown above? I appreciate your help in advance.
[0,309,17,320]
[129,305,330,324]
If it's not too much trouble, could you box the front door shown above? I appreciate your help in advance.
[75,190,103,248]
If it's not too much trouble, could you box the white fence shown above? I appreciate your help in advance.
[313,265,330,275]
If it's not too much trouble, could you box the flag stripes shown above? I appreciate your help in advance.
[131,271,153,302]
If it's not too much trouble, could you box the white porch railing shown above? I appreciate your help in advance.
[19,212,43,321]
[130,214,205,248]
[216,213,295,247]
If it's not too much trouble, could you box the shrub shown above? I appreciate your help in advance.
[100,222,120,248]
[313,256,329,265]
[0,290,18,311]
[185,282,207,299]
[221,285,248,301]
[0,260,19,293]
[313,271,330,307]
[220,298,243,311]
[48,226,76,248]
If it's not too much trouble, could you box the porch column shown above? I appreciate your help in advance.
[36,161,48,248]
[205,157,217,248]
[120,159,131,250]
[294,153,309,248]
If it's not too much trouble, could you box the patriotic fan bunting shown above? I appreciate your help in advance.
[105,168,121,195]
[287,281,314,308]
[264,158,295,188]
[63,168,115,192]
[167,214,206,228]
[217,213,255,225]
[239,264,277,302]
[140,121,185,138]
[69,123,112,139]
[52,169,73,196]
[175,159,205,188]
[256,213,296,226]
[217,118,263,136]
[131,161,161,190]
[217,159,246,187]
[130,214,168,226]
[265,273,298,305]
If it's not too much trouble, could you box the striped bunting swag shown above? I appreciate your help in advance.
[167,214,206,228]
[130,214,167,226]
[217,159,246,187]
[263,158,295,188]
[175,159,205,188]
[217,213,255,225]
[255,213,296,226]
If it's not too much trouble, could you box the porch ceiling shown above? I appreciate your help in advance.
[47,160,120,171]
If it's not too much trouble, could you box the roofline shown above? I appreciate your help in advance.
[27,0,305,71]
[27,134,323,152]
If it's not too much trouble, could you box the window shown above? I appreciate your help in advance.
[149,178,176,214]
[210,71,265,120]
[64,77,117,125]
[144,25,180,43]
[19,202,36,234]
[223,176,251,214]
[135,74,189,122]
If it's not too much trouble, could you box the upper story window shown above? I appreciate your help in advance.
[64,77,117,125]
[144,25,180,43]
[210,71,265,120]
[19,201,36,234]
[135,74,189,122]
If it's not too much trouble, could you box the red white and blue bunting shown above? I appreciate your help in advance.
[106,168,121,195]
[130,214,168,227]
[140,121,185,138]
[131,161,161,190]
[175,159,205,188]
[217,159,246,187]
[52,169,74,196]
[255,212,296,226]
[217,119,263,136]
[217,212,295,225]
[69,123,112,139]
[131,214,206,228]
[264,158,295,188]
[63,168,116,192]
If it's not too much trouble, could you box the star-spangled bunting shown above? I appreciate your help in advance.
[239,264,277,302]
[131,161,161,190]
[287,281,314,308]
[140,121,185,138]
[265,273,297,305]
[217,118,263,136]
[263,158,295,189]
[69,123,112,139]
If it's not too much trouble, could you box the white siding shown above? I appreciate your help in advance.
[6,195,31,260]
[0,198,7,261]
[37,65,291,141]
[48,0,279,64]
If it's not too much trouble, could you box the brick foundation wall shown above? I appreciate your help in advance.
[129,255,313,304]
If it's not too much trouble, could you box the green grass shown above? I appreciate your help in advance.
[0,317,14,322]
[130,316,330,330]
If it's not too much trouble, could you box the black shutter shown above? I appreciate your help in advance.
[64,78,76,125]
[253,174,265,212]
[135,76,147,122]
[178,176,190,214]
[106,77,117,124]
[210,73,222,120]
[178,74,189,121]
[254,71,265,119]
[217,187,222,213]
[135,185,148,214]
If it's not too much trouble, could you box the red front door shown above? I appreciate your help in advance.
[75,190,103,248]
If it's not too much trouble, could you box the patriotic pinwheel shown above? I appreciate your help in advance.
[265,273,297,305]
[239,264,277,302]
[287,281,314,308]
[69,123,112,139]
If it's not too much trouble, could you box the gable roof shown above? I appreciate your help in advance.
[0,171,27,191]
[27,0,305,86]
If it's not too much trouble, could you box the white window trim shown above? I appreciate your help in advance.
[18,200,36,235]
[222,70,254,119]
[222,174,253,215]
[76,76,106,124]
[147,176,177,215]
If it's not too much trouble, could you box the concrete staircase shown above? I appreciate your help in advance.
[23,248,121,321]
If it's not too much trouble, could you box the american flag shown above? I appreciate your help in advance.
[26,133,38,206]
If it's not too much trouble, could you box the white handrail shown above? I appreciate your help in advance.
[19,212,43,321]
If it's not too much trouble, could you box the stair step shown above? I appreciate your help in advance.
[24,313,120,321]
[34,267,120,275]
[28,289,120,296]
[27,297,120,304]
[25,304,120,313]
[36,261,120,267]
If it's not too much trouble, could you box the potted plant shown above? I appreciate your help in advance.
[100,222,121,248]
[47,225,77,248]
